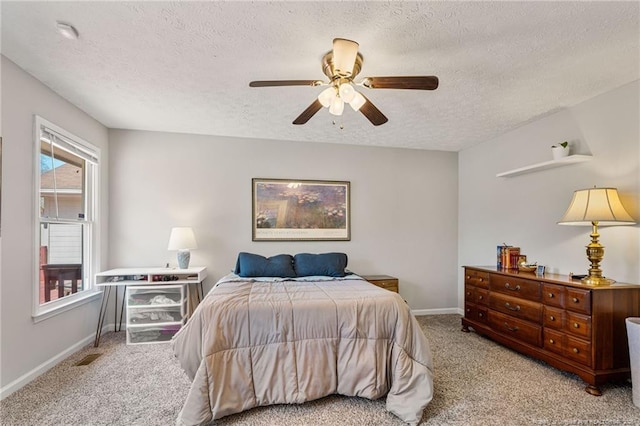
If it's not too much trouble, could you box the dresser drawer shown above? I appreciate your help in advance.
[565,336,592,367]
[490,292,542,323]
[565,312,591,340]
[476,288,489,306]
[543,306,565,330]
[488,310,542,347]
[465,303,489,324]
[543,328,565,355]
[476,306,488,324]
[490,275,541,301]
[565,288,591,314]
[542,283,565,308]
[464,303,477,321]
[464,284,475,302]
[465,269,489,289]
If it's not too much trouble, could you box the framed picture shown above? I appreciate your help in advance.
[536,265,546,276]
[252,178,350,241]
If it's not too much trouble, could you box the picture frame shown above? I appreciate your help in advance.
[252,178,350,241]
[536,265,546,276]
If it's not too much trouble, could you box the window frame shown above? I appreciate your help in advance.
[33,116,102,321]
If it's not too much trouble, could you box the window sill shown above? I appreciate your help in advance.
[32,290,102,323]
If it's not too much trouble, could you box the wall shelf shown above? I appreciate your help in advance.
[496,155,592,178]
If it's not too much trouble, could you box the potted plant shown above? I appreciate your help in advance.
[551,141,570,160]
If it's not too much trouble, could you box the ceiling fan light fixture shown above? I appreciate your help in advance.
[349,91,367,111]
[329,96,344,116]
[332,38,359,77]
[249,37,438,126]
[318,87,336,108]
[338,83,356,103]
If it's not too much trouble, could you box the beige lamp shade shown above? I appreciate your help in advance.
[558,187,635,226]
[167,227,198,250]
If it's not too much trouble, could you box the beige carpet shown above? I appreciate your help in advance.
[1,314,638,425]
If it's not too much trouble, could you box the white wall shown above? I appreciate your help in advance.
[0,56,110,394]
[459,80,640,307]
[107,130,460,312]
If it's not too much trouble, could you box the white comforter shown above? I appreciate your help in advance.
[172,274,434,425]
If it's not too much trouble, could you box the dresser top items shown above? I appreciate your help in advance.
[466,265,639,290]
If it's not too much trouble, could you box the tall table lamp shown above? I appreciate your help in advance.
[168,227,198,269]
[558,187,636,286]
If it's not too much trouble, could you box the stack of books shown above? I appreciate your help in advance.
[497,245,522,270]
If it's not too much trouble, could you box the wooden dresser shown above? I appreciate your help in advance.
[462,266,640,395]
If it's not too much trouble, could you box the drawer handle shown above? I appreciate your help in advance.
[573,348,579,354]
[478,312,483,317]
[479,278,483,282]
[572,297,579,303]
[573,323,580,329]
[505,283,521,291]
[549,339,555,344]
[504,322,519,332]
[466,275,470,280]
[478,295,483,300]
[548,293,554,298]
[549,315,556,321]
[505,302,521,311]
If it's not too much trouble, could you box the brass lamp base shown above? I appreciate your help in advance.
[580,221,616,287]
[581,275,615,286]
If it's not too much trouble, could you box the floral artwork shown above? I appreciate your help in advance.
[252,178,350,241]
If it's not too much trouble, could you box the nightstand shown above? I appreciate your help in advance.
[361,275,399,293]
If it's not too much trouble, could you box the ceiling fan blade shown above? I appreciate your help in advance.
[358,94,388,126]
[292,99,323,125]
[362,76,439,90]
[249,80,323,87]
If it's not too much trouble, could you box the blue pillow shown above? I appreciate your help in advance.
[294,253,348,277]
[234,252,296,278]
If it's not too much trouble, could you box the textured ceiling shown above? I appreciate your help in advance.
[1,1,638,151]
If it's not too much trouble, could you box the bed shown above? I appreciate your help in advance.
[172,253,434,425]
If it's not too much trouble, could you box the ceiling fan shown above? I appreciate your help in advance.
[249,38,439,126]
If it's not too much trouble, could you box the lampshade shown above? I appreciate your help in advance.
[317,87,336,108]
[329,96,344,115]
[338,83,356,103]
[332,38,359,77]
[167,227,198,250]
[349,91,367,111]
[558,187,635,226]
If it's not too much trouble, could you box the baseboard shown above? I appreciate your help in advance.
[412,307,463,316]
[0,322,116,400]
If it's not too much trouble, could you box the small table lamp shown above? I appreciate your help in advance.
[168,227,198,269]
[558,187,636,286]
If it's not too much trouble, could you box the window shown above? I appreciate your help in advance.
[34,116,100,319]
